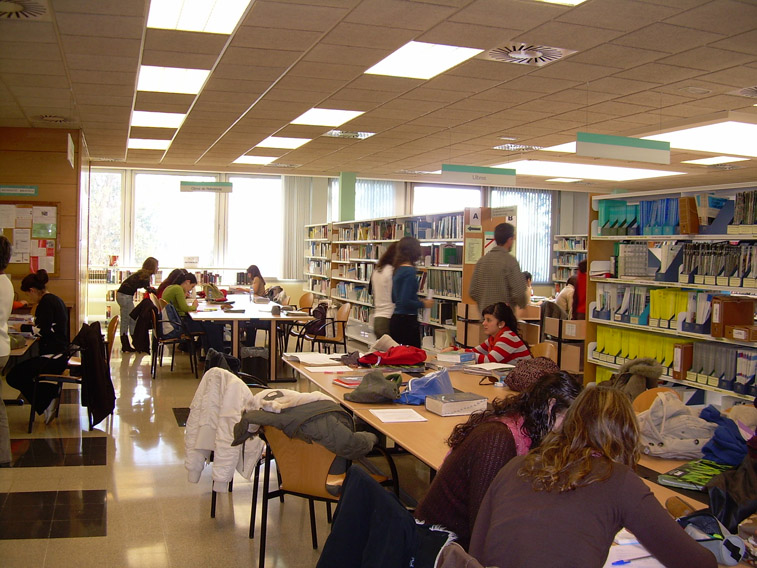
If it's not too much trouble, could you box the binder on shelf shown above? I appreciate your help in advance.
[673,343,693,381]
[702,200,735,235]
[711,295,755,338]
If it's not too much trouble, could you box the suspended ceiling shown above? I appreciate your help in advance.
[1,0,757,192]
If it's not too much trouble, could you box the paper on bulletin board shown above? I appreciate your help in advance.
[13,229,30,254]
[15,208,31,228]
[464,238,483,264]
[38,255,54,273]
[484,231,496,255]
[10,251,28,264]
[32,206,56,238]
[0,205,14,229]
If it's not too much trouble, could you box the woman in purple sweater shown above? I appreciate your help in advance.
[414,371,581,550]
[469,386,716,568]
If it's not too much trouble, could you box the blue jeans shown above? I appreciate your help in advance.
[116,292,135,335]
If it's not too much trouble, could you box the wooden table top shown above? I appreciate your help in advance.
[190,294,312,322]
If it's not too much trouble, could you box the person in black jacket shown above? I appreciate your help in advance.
[6,269,70,424]
[117,257,158,352]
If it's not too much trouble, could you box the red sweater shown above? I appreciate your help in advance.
[465,326,531,364]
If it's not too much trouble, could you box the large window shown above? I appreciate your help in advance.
[88,170,122,265]
[226,175,283,277]
[412,184,481,215]
[133,173,217,268]
[328,178,397,221]
[490,188,554,283]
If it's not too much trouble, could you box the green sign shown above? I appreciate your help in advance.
[0,185,38,196]
[180,182,232,193]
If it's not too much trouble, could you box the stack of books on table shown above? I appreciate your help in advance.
[462,362,515,377]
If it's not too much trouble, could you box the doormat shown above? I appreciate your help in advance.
[173,407,190,427]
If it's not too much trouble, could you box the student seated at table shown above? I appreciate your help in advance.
[162,272,224,356]
[6,269,70,424]
[414,371,581,550]
[554,275,576,319]
[156,268,187,299]
[439,302,531,365]
[247,264,265,297]
[469,386,717,568]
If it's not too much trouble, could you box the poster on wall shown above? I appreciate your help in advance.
[32,206,57,238]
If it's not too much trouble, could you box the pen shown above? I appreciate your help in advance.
[612,554,652,565]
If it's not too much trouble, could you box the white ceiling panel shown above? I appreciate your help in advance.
[613,23,725,53]
[55,13,143,39]
[557,0,679,32]
[664,0,757,35]
[344,0,455,31]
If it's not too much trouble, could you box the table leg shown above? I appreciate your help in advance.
[270,320,276,381]
[231,321,239,358]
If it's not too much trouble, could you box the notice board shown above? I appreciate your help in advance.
[0,201,59,277]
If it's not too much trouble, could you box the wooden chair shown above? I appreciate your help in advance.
[150,304,200,379]
[303,302,351,354]
[530,341,558,363]
[105,315,119,363]
[632,387,681,413]
[253,426,397,568]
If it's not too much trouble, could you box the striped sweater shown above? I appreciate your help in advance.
[465,326,531,364]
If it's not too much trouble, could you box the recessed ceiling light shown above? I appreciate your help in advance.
[547,178,582,183]
[541,142,576,152]
[534,0,587,4]
[131,110,186,128]
[494,143,543,151]
[291,108,364,127]
[127,138,171,150]
[233,155,276,165]
[323,130,375,139]
[681,156,750,165]
[494,160,685,181]
[256,136,310,149]
[643,121,757,157]
[137,65,210,95]
[499,136,518,141]
[365,41,483,80]
[147,0,251,34]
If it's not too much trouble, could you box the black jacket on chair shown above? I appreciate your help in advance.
[75,321,116,428]
[130,298,157,353]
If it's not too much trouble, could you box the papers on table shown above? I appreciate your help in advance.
[304,365,354,374]
[369,409,427,423]
[602,544,662,567]
[283,352,342,365]
[463,362,515,376]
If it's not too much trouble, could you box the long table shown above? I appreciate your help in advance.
[192,294,311,382]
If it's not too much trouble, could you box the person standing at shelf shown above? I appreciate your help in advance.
[389,237,433,348]
[7,269,70,425]
[117,257,159,352]
[163,272,224,356]
[572,259,588,320]
[439,302,531,364]
[469,386,717,568]
[469,223,528,314]
[369,243,397,339]
[247,265,266,296]
[0,237,13,464]
[555,275,576,319]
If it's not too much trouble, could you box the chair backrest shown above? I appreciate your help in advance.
[149,292,160,309]
[330,302,351,342]
[298,292,314,313]
[106,315,119,362]
[632,387,680,413]
[263,426,337,500]
[530,342,558,362]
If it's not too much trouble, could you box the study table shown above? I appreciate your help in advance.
[191,294,312,383]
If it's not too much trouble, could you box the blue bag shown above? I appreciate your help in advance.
[160,302,184,340]
[397,368,454,405]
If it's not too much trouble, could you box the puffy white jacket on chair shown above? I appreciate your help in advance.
[185,367,263,491]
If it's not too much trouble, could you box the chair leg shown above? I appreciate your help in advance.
[27,379,39,433]
[170,343,176,371]
[249,458,261,539]
[210,490,217,518]
[326,501,333,524]
[308,498,318,549]
[259,452,272,568]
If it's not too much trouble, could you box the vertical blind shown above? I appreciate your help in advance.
[329,178,397,220]
[490,187,554,283]
[282,176,312,279]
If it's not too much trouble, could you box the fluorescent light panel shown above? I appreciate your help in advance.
[147,0,251,34]
[365,41,483,80]
[128,138,171,150]
[682,156,750,165]
[137,65,210,95]
[131,110,186,128]
[643,121,757,157]
[233,155,276,165]
[541,142,576,153]
[547,178,582,183]
[291,108,364,127]
[534,0,588,5]
[256,136,311,150]
[495,160,685,181]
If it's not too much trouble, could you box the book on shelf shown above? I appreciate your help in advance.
[657,459,734,491]
[436,351,475,363]
[425,392,487,416]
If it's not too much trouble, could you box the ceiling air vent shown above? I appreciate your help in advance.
[481,43,576,67]
[0,0,49,20]
[729,86,757,99]
[264,163,301,169]
[323,130,375,140]
[37,114,68,123]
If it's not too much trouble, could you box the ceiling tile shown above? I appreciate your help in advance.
[447,59,532,82]
[451,0,565,31]
[418,22,519,51]
[0,42,62,61]
[613,23,724,53]
[65,54,136,72]
[60,35,141,57]
[570,43,666,68]
[319,22,414,51]
[55,13,143,39]
[703,65,757,88]
[497,75,581,95]
[534,61,624,83]
[558,0,679,32]
[0,59,66,76]
[2,74,70,88]
[140,51,218,71]
[612,63,703,84]
[222,46,301,68]
[233,26,322,51]
[144,29,228,54]
[711,29,757,55]
[664,0,757,35]
[288,61,365,82]
[128,127,175,140]
[247,1,349,32]
[212,63,284,81]
[53,0,146,17]
[580,76,661,95]
[659,47,757,71]
[203,77,271,95]
[512,21,622,52]
[345,0,455,31]
[424,74,500,93]
[0,21,56,43]
[69,69,135,86]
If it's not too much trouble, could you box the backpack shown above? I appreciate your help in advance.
[266,286,284,302]
[304,302,329,335]
[160,303,184,340]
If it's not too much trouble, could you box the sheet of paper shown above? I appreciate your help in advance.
[369,409,428,423]
[304,365,353,373]
[13,229,30,253]
[15,208,31,228]
[602,544,663,568]
[284,352,341,365]
[470,362,515,371]
[0,204,14,229]
[38,255,54,273]
[465,238,483,264]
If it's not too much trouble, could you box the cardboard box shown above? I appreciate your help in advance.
[517,304,540,320]
[711,296,755,337]
[560,343,584,374]
[456,302,481,321]
[678,196,700,235]
[518,321,541,347]
[561,320,586,340]
[456,320,483,347]
[544,317,561,338]
[725,325,757,342]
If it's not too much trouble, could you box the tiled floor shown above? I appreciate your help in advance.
[0,342,431,567]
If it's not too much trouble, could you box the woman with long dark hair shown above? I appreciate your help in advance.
[117,256,158,352]
[156,268,187,298]
[247,264,266,296]
[469,386,716,568]
[369,242,397,339]
[389,237,432,348]
[440,302,530,364]
[414,371,581,549]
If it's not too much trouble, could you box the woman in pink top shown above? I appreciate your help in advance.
[442,302,531,364]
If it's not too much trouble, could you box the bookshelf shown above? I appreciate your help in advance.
[304,222,333,299]
[584,183,757,405]
[552,234,587,292]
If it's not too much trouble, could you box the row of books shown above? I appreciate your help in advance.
[332,263,373,282]
[305,242,329,258]
[554,236,587,250]
[422,301,456,327]
[306,277,329,295]
[598,198,680,236]
[552,251,586,267]
[733,189,757,226]
[594,325,681,371]
[306,225,330,240]
[427,269,462,299]
[335,243,387,261]
[350,304,371,324]
[426,244,463,266]
[553,267,576,282]
[333,281,372,305]
[678,341,757,395]
[306,259,329,276]
[89,268,134,284]
[681,242,757,282]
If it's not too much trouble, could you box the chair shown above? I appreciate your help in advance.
[279,292,314,352]
[150,304,200,379]
[298,302,351,354]
[632,387,681,413]
[530,341,558,362]
[28,321,116,433]
[105,315,119,363]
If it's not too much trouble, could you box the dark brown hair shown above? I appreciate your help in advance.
[482,302,523,343]
[0,236,11,272]
[393,236,423,268]
[247,264,265,286]
[377,242,398,270]
[21,269,50,292]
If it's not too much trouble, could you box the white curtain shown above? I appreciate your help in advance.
[282,176,312,279]
[355,179,398,219]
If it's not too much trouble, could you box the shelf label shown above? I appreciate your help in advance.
[649,318,659,327]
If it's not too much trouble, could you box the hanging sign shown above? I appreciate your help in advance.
[576,132,670,165]
[442,164,516,187]
[180,182,232,193]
